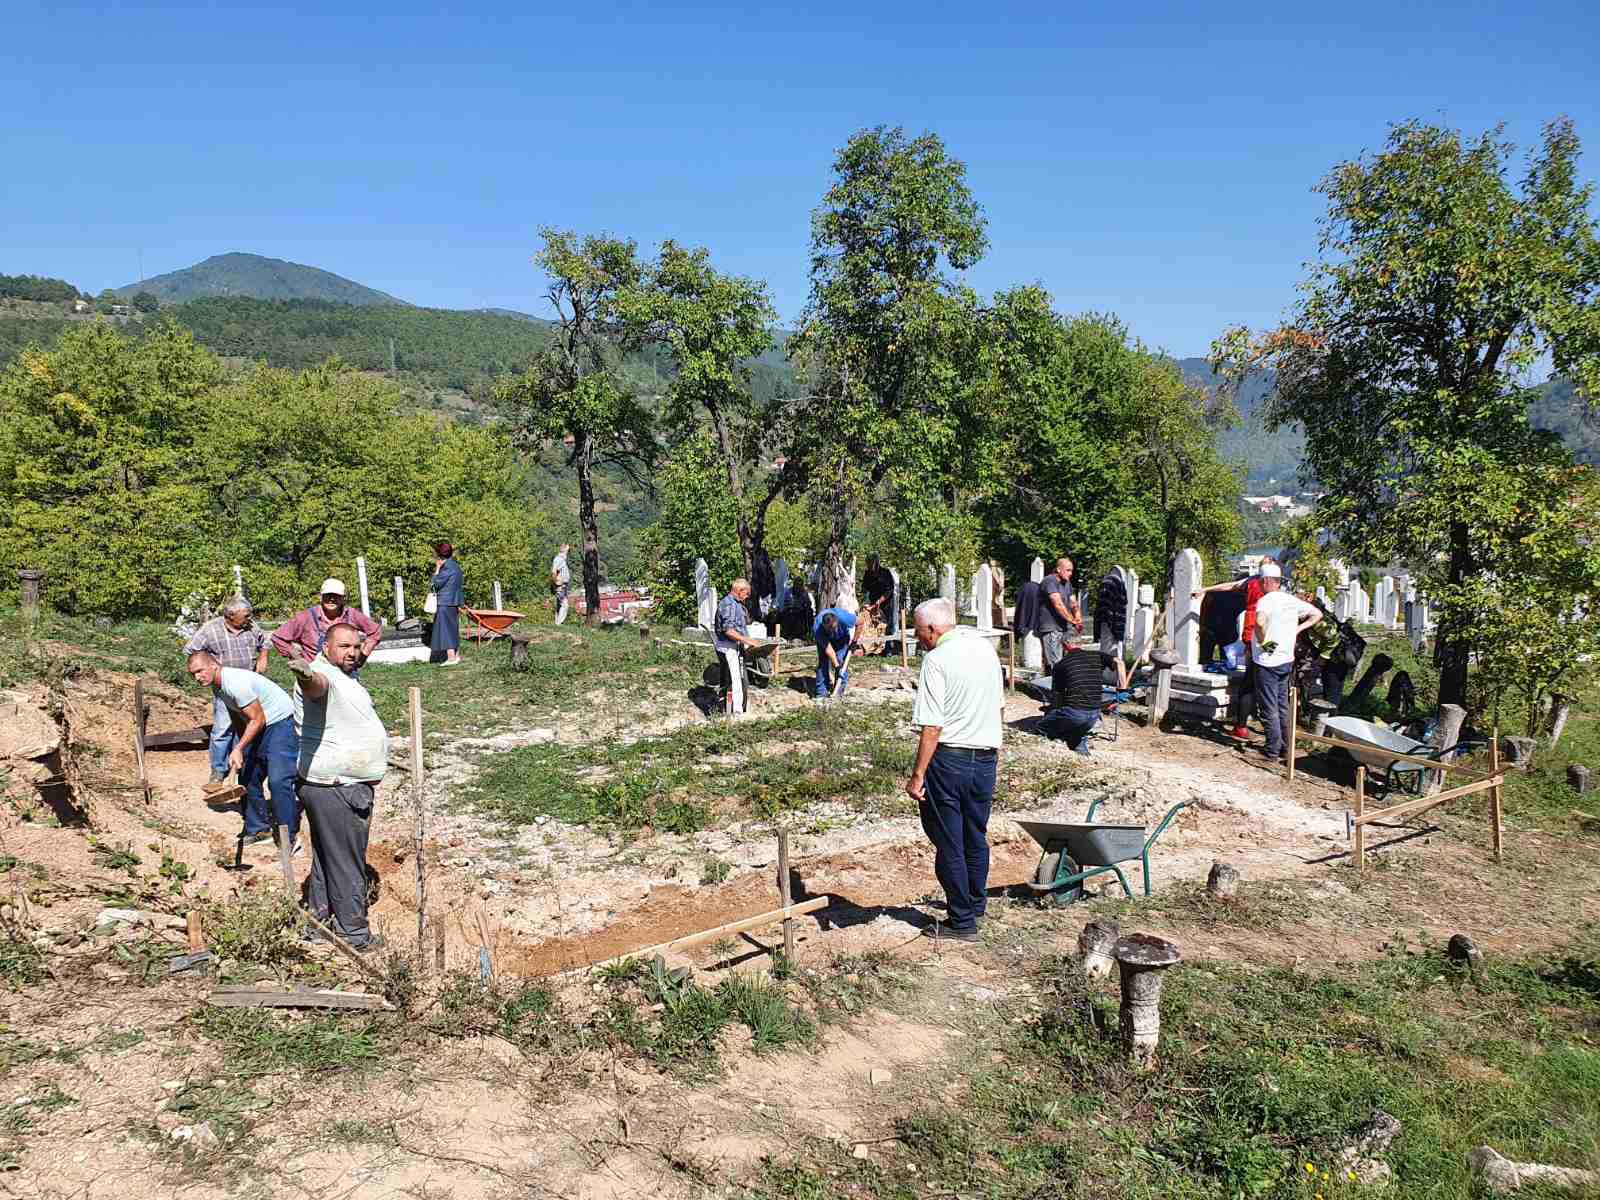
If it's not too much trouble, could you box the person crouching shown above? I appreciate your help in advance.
[186,651,302,852]
[1041,643,1103,755]
[286,624,389,951]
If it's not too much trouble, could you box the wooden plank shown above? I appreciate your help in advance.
[1490,727,1504,863]
[187,911,203,953]
[207,987,390,1011]
[1351,774,1501,828]
[410,687,426,964]
[1296,729,1486,778]
[144,727,210,750]
[778,830,796,962]
[579,897,830,972]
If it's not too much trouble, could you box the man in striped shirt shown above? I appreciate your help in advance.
[183,597,268,784]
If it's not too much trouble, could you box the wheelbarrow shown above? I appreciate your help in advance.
[461,606,525,641]
[1019,798,1192,906]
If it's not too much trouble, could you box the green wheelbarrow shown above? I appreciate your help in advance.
[1019,799,1193,906]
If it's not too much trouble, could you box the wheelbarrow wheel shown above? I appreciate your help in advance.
[1035,850,1083,907]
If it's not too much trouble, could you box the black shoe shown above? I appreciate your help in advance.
[921,921,980,942]
[349,933,386,953]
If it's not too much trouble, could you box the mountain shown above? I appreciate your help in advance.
[1177,357,1306,486]
[115,252,409,307]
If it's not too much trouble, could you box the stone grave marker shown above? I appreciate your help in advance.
[1169,549,1202,666]
[940,564,957,602]
[974,564,994,631]
[695,558,716,631]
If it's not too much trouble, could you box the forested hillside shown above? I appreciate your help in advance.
[113,251,407,306]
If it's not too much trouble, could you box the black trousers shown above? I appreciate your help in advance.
[302,780,376,944]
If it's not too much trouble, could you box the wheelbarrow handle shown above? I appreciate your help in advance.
[1138,799,1194,898]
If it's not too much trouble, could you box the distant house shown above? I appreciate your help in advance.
[72,298,91,313]
[107,304,133,317]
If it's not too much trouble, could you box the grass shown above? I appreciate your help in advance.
[192,1007,385,1076]
[466,703,915,834]
[748,931,1600,1200]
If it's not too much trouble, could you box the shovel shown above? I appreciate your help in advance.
[830,645,853,700]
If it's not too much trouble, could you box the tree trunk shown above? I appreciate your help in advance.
[1547,693,1573,749]
[816,458,852,610]
[1427,703,1467,795]
[574,432,603,625]
[1437,523,1471,707]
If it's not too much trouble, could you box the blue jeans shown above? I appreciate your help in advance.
[815,644,850,697]
[1255,661,1292,757]
[238,718,301,838]
[209,695,236,777]
[918,746,996,931]
[1041,705,1100,753]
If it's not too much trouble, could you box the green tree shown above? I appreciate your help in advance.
[788,127,995,602]
[1215,119,1600,706]
[616,241,786,584]
[130,291,160,314]
[495,230,655,621]
[0,320,224,616]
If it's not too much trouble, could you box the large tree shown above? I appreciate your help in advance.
[1215,119,1600,705]
[788,127,995,603]
[495,230,655,620]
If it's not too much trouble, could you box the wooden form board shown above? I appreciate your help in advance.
[132,680,149,804]
[574,896,830,973]
[207,985,390,1010]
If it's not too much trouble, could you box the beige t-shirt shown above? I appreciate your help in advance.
[293,659,389,785]
[912,627,1005,749]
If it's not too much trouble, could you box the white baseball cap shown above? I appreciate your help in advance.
[1259,563,1282,579]
[320,578,347,596]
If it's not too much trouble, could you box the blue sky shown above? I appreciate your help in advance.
[4,0,1596,356]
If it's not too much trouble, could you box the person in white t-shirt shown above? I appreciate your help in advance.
[1250,562,1322,762]
[904,597,1005,942]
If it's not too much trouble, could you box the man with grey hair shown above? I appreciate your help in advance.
[184,597,268,784]
[714,578,761,716]
[905,596,1005,942]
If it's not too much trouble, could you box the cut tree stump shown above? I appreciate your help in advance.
[509,633,534,669]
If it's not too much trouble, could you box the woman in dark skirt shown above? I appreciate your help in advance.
[430,541,464,665]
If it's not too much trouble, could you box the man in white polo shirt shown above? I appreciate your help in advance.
[1251,562,1322,762]
[287,624,389,951]
[904,597,1005,942]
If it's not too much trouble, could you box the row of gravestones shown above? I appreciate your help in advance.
[1313,561,1432,650]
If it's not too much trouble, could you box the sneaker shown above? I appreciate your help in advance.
[240,830,272,846]
[208,769,228,784]
[349,933,386,953]
[920,921,980,942]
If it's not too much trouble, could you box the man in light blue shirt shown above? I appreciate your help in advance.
[187,652,302,850]
[813,606,858,699]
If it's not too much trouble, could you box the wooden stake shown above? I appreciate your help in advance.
[186,910,203,954]
[133,679,150,805]
[277,825,295,897]
[1353,765,1366,874]
[778,830,796,962]
[1490,724,1503,862]
[1007,630,1016,693]
[410,687,426,962]
[900,608,909,668]
[1287,686,1298,781]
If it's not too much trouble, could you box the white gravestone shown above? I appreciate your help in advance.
[774,559,790,610]
[889,568,902,637]
[695,558,716,631]
[834,556,859,613]
[1335,586,1352,622]
[1373,577,1390,627]
[356,557,371,617]
[232,564,245,600]
[493,580,503,610]
[1116,566,1139,644]
[1353,582,1370,624]
[393,577,406,622]
[1406,596,1428,649]
[1022,557,1045,670]
[1317,586,1330,608]
[940,564,957,603]
[1169,549,1203,667]
[1131,583,1156,660]
[974,564,994,632]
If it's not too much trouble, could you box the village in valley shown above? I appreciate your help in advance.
[4,5,1600,1199]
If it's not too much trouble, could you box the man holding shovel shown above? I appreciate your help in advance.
[813,606,858,701]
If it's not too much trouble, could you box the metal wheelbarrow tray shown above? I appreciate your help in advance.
[1019,798,1192,905]
[461,607,526,640]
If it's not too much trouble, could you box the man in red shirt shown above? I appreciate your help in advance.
[271,578,382,666]
[1193,557,1276,743]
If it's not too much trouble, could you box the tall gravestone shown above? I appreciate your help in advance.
[835,556,859,613]
[774,559,790,610]
[1354,582,1370,624]
[940,564,957,603]
[1169,549,1203,666]
[1406,596,1428,650]
[232,564,246,600]
[1022,557,1044,670]
[1116,566,1139,644]
[1373,577,1390,627]
[974,564,994,631]
[695,558,716,631]
[393,576,406,622]
[1335,586,1353,622]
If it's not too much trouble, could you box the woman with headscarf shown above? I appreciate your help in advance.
[430,541,464,666]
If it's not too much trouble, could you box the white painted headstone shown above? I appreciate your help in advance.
[493,580,503,610]
[1170,549,1203,666]
[1022,556,1045,670]
[1116,566,1139,644]
[1317,586,1330,608]
[1030,557,1044,584]
[695,558,715,631]
[356,557,371,616]
[394,576,406,622]
[1132,606,1155,660]
[1335,587,1352,622]
[975,564,994,631]
[1406,596,1428,648]
[940,564,957,603]
[889,567,901,628]
[232,564,245,599]
[774,559,790,609]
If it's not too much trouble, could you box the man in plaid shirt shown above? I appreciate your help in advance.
[184,597,269,783]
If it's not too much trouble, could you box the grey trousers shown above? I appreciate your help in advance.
[301,780,376,944]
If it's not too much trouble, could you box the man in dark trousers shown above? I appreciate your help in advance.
[1037,558,1082,671]
[904,598,1005,942]
[1042,643,1104,754]
[287,624,389,951]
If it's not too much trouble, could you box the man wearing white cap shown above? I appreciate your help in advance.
[1250,562,1321,762]
[270,578,383,665]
